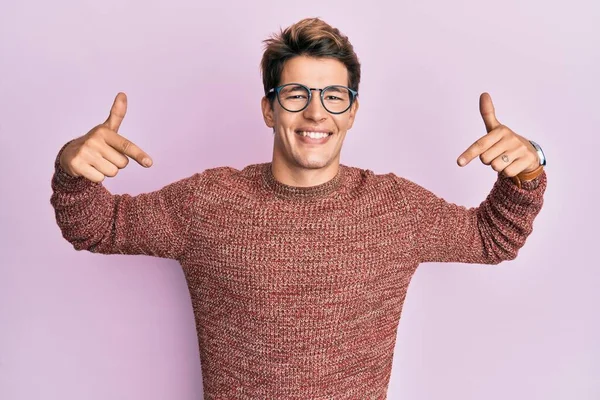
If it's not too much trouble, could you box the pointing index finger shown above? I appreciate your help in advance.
[105,130,153,167]
[457,132,502,166]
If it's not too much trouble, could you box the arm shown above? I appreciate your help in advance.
[399,171,546,264]
[50,141,205,260]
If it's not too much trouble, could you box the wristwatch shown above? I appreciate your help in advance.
[511,140,546,189]
[529,140,547,166]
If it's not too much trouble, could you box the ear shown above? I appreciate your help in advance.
[261,96,275,128]
[346,98,359,130]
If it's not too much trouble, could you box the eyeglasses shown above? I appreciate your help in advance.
[267,83,358,115]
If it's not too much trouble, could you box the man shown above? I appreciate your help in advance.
[51,17,547,399]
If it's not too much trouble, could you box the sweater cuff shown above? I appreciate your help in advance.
[52,141,98,192]
[495,169,547,204]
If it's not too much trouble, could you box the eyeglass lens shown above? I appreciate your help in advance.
[278,84,352,113]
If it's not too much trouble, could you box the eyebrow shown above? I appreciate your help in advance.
[326,86,346,93]
[286,85,306,91]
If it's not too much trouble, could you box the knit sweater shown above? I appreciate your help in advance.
[50,143,546,399]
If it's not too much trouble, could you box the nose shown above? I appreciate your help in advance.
[302,90,327,121]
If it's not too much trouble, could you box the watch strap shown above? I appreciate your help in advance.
[511,165,545,189]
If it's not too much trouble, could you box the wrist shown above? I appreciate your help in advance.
[510,139,546,189]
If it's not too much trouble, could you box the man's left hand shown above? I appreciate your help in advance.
[457,92,540,177]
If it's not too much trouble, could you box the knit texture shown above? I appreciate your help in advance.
[51,143,546,399]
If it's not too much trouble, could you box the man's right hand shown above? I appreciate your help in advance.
[59,92,153,183]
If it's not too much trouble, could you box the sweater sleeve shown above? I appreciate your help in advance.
[50,141,206,260]
[397,170,547,265]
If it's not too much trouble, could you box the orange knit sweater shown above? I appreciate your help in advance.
[50,143,546,399]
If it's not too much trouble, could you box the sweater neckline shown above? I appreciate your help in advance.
[262,163,345,200]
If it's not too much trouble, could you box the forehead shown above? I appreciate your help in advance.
[280,55,349,87]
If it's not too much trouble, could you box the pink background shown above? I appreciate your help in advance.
[1,1,598,399]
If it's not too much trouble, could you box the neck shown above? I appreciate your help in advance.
[270,158,339,187]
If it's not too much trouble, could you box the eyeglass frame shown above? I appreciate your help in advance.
[266,83,359,115]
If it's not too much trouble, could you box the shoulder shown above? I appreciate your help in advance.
[341,164,393,187]
[186,163,259,184]
[342,165,438,205]
[341,164,424,193]
[185,163,266,201]
[201,163,265,187]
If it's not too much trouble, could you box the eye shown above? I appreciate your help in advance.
[323,86,349,102]
[280,85,309,101]
[286,94,308,100]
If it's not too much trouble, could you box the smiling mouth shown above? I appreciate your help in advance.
[295,130,333,138]
[294,130,333,144]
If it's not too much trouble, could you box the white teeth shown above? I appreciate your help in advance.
[299,131,330,139]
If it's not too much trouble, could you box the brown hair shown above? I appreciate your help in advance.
[260,18,361,98]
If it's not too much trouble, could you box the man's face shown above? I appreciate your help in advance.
[261,55,359,175]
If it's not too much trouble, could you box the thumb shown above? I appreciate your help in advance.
[479,92,501,133]
[104,92,127,132]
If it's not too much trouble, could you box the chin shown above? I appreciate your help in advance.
[294,154,334,170]
[299,160,328,169]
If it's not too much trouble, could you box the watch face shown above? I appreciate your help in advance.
[530,140,546,166]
